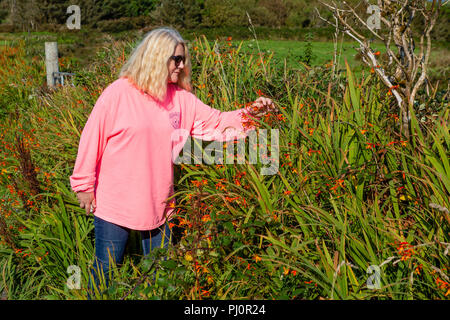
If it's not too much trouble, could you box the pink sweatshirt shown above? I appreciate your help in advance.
[69,77,254,230]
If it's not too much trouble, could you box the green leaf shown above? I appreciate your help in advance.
[160,260,177,270]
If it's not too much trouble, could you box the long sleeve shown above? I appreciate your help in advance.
[69,91,114,193]
[187,92,255,142]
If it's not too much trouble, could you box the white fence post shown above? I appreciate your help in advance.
[45,42,59,87]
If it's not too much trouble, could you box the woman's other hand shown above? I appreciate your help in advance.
[76,191,96,215]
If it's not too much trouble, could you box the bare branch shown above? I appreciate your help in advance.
[318,0,352,13]
[320,0,446,139]
[315,7,339,29]
[343,28,403,108]
[410,0,440,107]
[333,6,366,40]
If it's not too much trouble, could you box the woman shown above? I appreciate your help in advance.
[69,27,275,295]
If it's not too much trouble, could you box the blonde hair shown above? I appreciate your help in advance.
[119,27,192,102]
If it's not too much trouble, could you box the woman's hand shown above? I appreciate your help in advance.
[253,97,277,111]
[246,96,278,118]
[76,191,96,215]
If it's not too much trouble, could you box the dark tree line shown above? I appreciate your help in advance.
[0,0,323,31]
[1,0,448,43]
[1,0,158,28]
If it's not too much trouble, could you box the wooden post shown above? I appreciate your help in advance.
[45,42,59,87]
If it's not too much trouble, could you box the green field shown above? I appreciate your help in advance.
[1,30,447,89]
[235,39,448,84]
[235,39,385,74]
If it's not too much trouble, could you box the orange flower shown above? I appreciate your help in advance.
[414,264,423,275]
[386,113,399,121]
[396,241,415,261]
[277,114,286,122]
[281,161,292,168]
[215,181,226,191]
[307,149,321,156]
[225,196,239,202]
[284,190,293,195]
[194,261,202,273]
[178,217,188,226]
[374,51,380,56]
[436,278,449,290]
[191,180,201,187]
[254,255,262,263]
[200,289,210,297]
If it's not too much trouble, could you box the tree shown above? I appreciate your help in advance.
[97,0,158,20]
[8,0,43,31]
[150,0,185,27]
[125,0,159,17]
[183,0,204,28]
[32,0,68,25]
[259,0,289,27]
[200,0,246,27]
[316,0,447,139]
[0,0,9,23]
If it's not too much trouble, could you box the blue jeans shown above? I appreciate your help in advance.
[88,215,172,297]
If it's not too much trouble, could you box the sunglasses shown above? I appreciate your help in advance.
[169,55,186,67]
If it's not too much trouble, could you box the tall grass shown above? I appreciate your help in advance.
[0,35,448,300]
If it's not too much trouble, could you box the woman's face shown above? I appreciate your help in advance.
[168,43,185,84]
